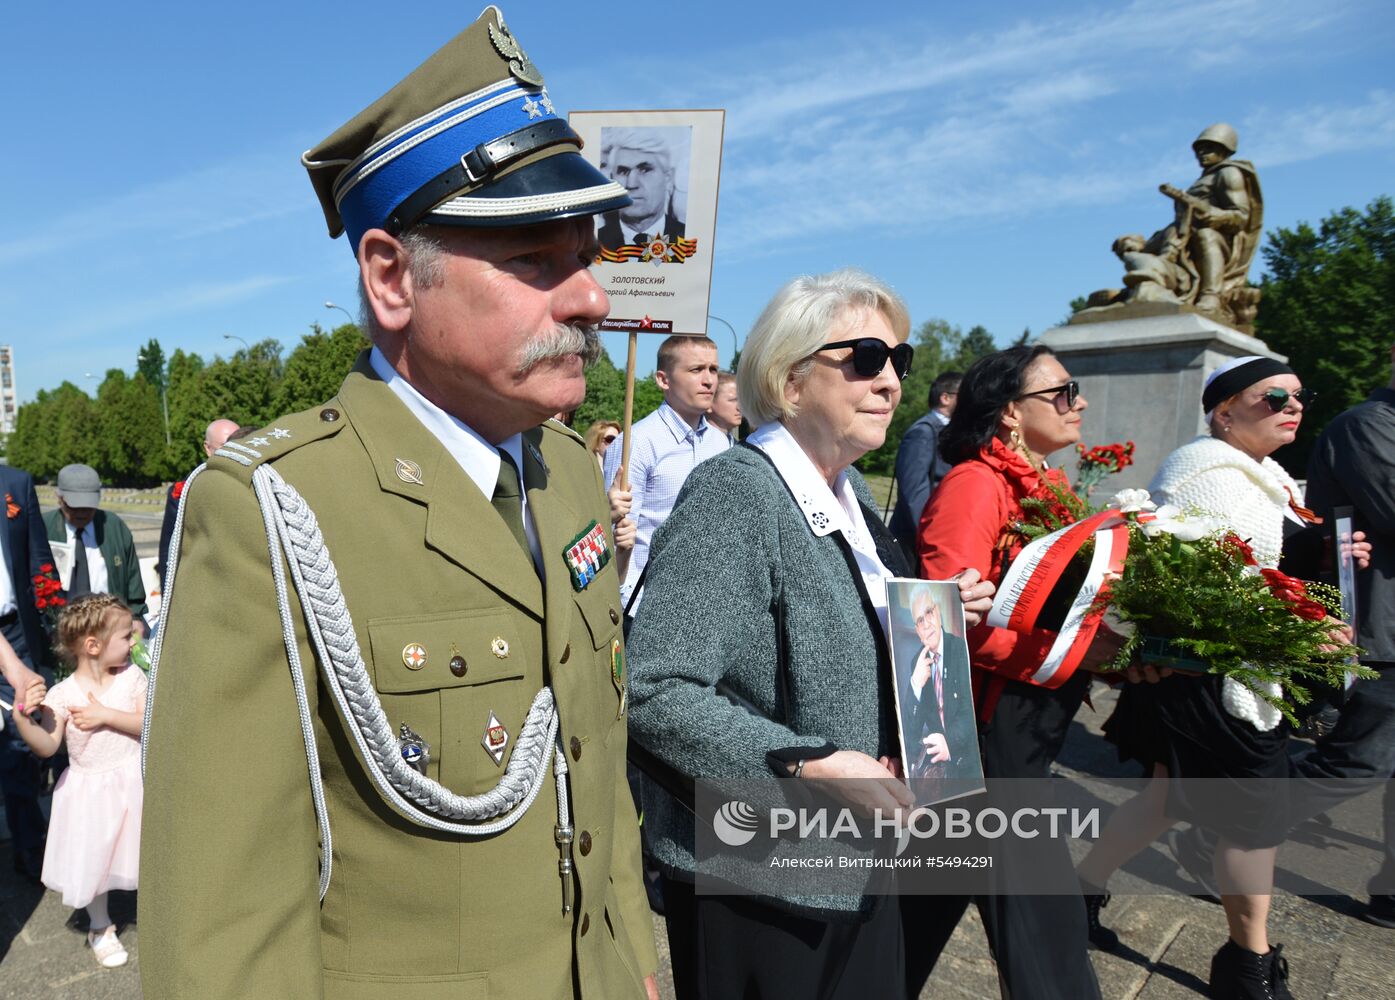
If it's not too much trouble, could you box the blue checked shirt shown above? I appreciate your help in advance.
[603,402,731,609]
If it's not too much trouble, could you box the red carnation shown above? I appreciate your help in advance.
[172,480,186,500]
[40,562,54,573]
[1223,533,1259,567]
[1290,597,1329,622]
[36,598,47,610]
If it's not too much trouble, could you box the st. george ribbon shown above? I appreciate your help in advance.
[987,509,1132,687]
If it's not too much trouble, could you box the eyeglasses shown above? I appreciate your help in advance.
[602,433,618,444]
[816,339,914,380]
[1016,380,1080,414]
[1261,387,1316,412]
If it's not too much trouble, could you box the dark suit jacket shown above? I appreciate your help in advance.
[897,632,975,778]
[597,210,685,250]
[889,412,952,552]
[43,508,149,618]
[0,466,59,667]
[156,480,180,585]
[1305,386,1395,664]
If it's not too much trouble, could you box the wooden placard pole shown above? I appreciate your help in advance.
[614,330,640,582]
[620,330,638,492]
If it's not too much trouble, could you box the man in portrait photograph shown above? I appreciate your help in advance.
[894,582,981,801]
[597,128,688,250]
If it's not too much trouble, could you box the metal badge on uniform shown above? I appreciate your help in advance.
[482,710,510,766]
[398,724,430,774]
[402,642,427,670]
[395,457,424,485]
[562,520,612,592]
[524,438,549,476]
[611,637,627,718]
[491,636,510,659]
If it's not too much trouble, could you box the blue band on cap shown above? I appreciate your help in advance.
[336,83,560,249]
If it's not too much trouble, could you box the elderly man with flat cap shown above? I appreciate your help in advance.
[141,8,660,999]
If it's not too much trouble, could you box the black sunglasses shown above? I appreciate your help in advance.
[1017,380,1080,414]
[1261,387,1316,412]
[817,339,914,380]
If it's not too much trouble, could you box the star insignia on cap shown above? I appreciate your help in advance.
[540,91,555,115]
[269,428,292,439]
[522,96,543,119]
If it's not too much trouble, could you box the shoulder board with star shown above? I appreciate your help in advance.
[207,401,346,481]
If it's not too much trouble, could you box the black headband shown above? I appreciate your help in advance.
[1202,357,1295,413]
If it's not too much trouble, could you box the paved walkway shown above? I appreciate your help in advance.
[3,506,1391,996]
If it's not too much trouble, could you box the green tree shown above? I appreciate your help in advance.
[164,348,209,476]
[196,339,285,430]
[276,323,369,414]
[857,319,998,476]
[573,347,664,440]
[93,370,165,484]
[1255,196,1395,475]
[137,338,167,393]
[8,383,100,479]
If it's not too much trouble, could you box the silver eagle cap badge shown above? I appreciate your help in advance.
[489,16,544,87]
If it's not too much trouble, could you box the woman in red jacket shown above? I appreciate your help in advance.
[912,345,1123,1000]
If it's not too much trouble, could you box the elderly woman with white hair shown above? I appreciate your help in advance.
[625,269,993,999]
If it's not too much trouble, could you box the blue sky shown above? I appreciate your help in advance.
[3,0,1392,403]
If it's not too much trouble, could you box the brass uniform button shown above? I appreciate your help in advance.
[559,643,571,664]
[609,607,619,625]
[578,830,592,856]
[569,736,582,761]
[319,407,340,422]
[580,913,590,936]
[449,655,468,677]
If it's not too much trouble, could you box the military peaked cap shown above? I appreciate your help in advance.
[302,5,630,252]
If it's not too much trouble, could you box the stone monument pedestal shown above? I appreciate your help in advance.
[1038,312,1284,492]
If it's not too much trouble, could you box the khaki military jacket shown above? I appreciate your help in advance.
[140,356,657,1000]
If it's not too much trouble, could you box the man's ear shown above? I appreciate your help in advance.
[359,230,415,335]
[654,367,672,392]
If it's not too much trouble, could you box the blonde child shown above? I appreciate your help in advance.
[12,594,145,969]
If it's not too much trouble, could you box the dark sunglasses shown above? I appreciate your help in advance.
[1261,387,1316,412]
[817,339,914,380]
[602,433,618,444]
[1017,380,1080,414]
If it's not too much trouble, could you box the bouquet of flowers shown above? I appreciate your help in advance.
[31,562,66,629]
[1074,441,1135,498]
[1012,486,1365,721]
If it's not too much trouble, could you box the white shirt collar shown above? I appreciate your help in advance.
[747,422,864,542]
[369,346,523,499]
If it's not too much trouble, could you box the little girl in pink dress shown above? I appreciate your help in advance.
[12,593,145,969]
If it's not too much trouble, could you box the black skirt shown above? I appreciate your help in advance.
[1104,673,1290,847]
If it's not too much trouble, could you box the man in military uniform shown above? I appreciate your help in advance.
[140,8,660,998]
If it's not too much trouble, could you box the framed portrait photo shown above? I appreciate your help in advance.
[887,578,986,807]
[568,109,725,336]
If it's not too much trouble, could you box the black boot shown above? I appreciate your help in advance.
[1268,944,1293,1000]
[1208,939,1293,1000]
[1080,881,1119,951]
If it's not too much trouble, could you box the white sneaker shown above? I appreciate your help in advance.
[88,926,128,968]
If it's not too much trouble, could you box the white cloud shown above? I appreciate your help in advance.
[694,0,1384,256]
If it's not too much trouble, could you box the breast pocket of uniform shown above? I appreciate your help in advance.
[570,584,627,744]
[367,609,539,798]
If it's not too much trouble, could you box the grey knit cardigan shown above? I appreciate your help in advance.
[625,444,900,907]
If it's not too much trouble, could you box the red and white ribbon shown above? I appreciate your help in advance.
[988,510,1131,687]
